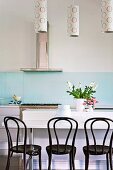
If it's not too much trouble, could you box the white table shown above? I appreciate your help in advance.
[22,109,113,170]
[22,109,113,129]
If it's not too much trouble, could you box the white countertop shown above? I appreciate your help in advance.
[0,105,19,108]
[22,109,113,129]
[0,104,113,108]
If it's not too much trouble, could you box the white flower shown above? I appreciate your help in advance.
[78,82,81,88]
[89,82,97,90]
[67,81,73,91]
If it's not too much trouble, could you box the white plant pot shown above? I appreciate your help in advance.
[57,105,71,116]
[75,99,85,111]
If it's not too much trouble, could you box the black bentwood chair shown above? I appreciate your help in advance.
[109,131,113,170]
[83,117,113,170]
[46,117,78,170]
[4,116,41,170]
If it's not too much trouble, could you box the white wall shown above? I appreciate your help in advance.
[0,0,113,72]
[0,0,35,71]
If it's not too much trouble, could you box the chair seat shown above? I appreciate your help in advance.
[83,145,109,155]
[46,144,76,155]
[11,144,41,156]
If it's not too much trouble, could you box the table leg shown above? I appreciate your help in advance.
[29,128,34,170]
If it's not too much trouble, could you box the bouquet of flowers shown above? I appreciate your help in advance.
[67,81,97,100]
[84,97,98,109]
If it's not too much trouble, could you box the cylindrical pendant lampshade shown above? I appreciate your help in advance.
[67,5,79,37]
[34,0,47,33]
[101,0,113,33]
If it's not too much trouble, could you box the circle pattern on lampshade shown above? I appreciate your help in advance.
[101,0,113,32]
[34,0,47,33]
[67,5,79,37]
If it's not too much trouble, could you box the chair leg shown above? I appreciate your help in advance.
[47,152,52,170]
[85,154,89,170]
[39,152,41,170]
[23,153,26,170]
[106,153,109,170]
[72,151,76,170]
[69,153,72,170]
[109,152,112,170]
[5,150,13,170]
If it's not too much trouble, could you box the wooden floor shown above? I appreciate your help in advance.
[0,156,109,170]
[0,150,109,170]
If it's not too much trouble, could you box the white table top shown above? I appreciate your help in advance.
[22,109,113,129]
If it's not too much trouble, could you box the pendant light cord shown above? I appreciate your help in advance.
[73,0,76,5]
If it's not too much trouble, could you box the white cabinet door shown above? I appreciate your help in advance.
[0,106,20,142]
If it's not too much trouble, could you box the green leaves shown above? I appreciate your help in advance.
[82,86,96,99]
[67,82,97,99]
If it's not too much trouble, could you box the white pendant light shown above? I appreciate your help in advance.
[34,0,47,33]
[101,0,113,33]
[67,2,79,37]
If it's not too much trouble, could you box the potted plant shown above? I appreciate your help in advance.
[66,81,97,111]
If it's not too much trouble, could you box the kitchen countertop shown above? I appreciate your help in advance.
[1,104,113,109]
[0,105,19,108]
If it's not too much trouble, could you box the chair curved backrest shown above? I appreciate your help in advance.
[47,117,78,153]
[84,117,113,154]
[4,116,27,152]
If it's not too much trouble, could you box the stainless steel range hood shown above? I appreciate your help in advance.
[20,25,62,72]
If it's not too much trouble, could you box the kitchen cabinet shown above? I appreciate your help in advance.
[0,106,20,143]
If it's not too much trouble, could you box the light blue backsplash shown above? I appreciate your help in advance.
[0,72,113,106]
